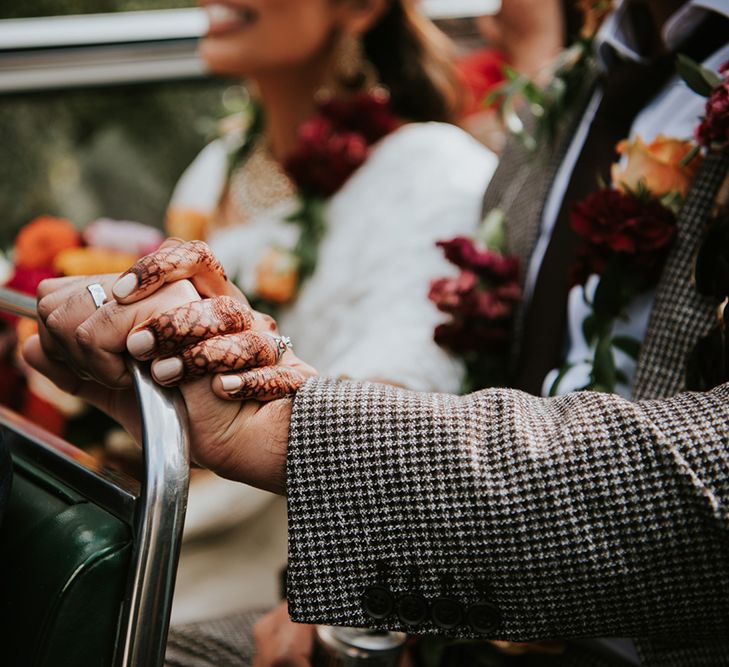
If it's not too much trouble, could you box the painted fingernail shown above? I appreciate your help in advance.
[153,357,183,383]
[127,330,156,357]
[113,273,138,300]
[220,375,242,393]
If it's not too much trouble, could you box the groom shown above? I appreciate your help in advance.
[25,0,729,666]
[173,1,727,664]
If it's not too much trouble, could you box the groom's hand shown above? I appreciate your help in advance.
[25,272,292,493]
[24,275,202,439]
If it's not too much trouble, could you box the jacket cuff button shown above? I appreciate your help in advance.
[362,585,394,620]
[467,601,501,635]
[396,593,429,627]
[431,597,463,630]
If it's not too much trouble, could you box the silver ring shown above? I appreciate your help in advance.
[266,333,292,362]
[87,283,108,310]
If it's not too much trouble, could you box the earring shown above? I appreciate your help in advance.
[317,33,385,100]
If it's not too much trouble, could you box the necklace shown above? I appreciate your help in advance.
[227,136,296,225]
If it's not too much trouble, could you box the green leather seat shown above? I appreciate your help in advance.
[0,456,132,667]
[0,287,189,667]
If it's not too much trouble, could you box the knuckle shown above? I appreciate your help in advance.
[37,295,55,321]
[36,277,67,300]
[166,280,198,302]
[213,296,250,329]
[45,310,64,336]
[74,323,94,351]
[186,239,213,261]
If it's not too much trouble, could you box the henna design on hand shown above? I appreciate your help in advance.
[119,240,228,301]
[223,366,307,401]
[132,297,253,360]
[158,331,281,384]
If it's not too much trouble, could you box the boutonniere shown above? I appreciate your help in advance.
[429,211,521,392]
[488,0,614,150]
[551,134,702,394]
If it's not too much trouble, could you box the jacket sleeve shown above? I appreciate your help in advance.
[285,377,729,640]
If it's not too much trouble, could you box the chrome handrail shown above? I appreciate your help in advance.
[0,286,190,667]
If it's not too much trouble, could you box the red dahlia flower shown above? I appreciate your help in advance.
[286,117,368,197]
[570,188,677,286]
[318,93,399,145]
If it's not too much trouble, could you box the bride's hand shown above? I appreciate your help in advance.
[110,238,316,399]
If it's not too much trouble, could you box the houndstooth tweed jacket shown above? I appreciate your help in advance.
[284,59,729,667]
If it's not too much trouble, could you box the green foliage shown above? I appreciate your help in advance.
[0,82,227,248]
[676,54,723,97]
[0,1,230,248]
[488,40,595,151]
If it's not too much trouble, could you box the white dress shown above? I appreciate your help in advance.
[169,122,497,621]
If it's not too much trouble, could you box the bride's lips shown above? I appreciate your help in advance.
[200,1,259,36]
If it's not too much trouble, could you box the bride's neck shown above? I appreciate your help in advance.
[253,61,329,163]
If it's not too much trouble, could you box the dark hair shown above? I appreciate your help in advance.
[363,0,463,124]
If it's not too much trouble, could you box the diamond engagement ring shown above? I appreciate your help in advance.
[87,283,108,310]
[267,333,292,362]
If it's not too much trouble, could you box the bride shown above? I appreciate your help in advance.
[165,0,498,549]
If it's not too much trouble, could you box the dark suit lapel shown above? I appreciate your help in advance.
[632,151,729,400]
[481,59,601,282]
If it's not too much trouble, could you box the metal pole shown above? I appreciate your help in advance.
[0,286,190,667]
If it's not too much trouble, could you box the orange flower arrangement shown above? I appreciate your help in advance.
[165,207,211,242]
[611,135,702,200]
[255,247,299,304]
[13,216,81,269]
[53,247,138,276]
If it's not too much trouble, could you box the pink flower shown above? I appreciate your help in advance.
[83,218,164,257]
[429,266,521,355]
[428,271,479,314]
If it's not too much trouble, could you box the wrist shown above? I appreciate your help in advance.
[237,396,291,496]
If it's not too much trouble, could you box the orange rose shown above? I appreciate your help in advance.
[53,247,138,276]
[255,248,299,304]
[611,135,702,199]
[165,207,210,241]
[13,216,81,269]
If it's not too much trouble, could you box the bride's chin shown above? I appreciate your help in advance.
[198,39,253,78]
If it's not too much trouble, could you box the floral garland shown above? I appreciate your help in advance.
[488,0,613,150]
[428,211,521,392]
[225,92,400,309]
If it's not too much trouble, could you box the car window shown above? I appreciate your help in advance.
[0,0,195,20]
